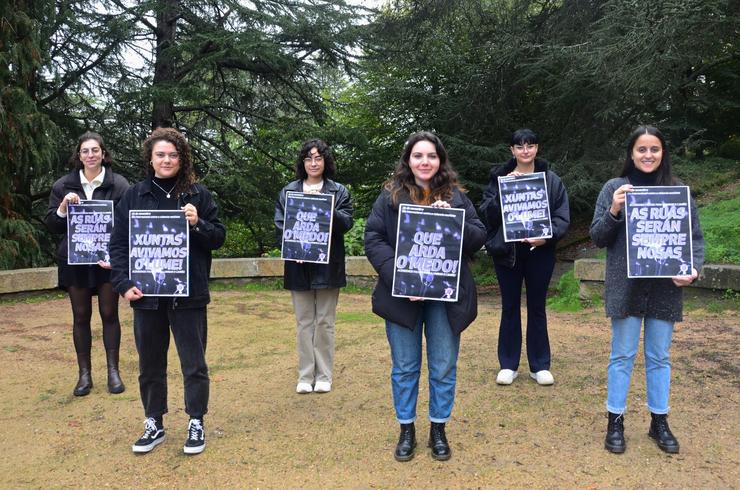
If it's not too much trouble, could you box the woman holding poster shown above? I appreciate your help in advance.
[590,126,704,455]
[365,132,486,462]
[110,128,225,455]
[45,131,130,397]
[479,129,570,386]
[274,139,354,394]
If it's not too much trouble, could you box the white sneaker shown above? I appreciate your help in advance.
[296,382,313,394]
[496,369,518,385]
[313,381,332,393]
[530,370,555,385]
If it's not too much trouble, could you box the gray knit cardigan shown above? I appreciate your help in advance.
[589,177,705,322]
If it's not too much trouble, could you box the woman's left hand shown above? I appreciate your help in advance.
[97,260,111,269]
[524,238,546,248]
[430,200,450,209]
[182,203,198,226]
[672,267,698,287]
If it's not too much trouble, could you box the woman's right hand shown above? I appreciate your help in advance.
[58,192,80,215]
[123,286,144,301]
[610,184,633,217]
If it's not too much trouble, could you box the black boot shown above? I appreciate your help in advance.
[428,422,451,461]
[106,349,125,394]
[649,413,679,454]
[605,412,626,453]
[73,352,93,396]
[394,423,416,462]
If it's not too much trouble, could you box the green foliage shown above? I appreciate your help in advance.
[547,270,584,312]
[344,217,366,256]
[673,157,740,201]
[717,139,740,160]
[698,191,740,265]
[469,251,497,287]
[213,219,270,259]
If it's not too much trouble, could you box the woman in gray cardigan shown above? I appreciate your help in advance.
[590,126,704,455]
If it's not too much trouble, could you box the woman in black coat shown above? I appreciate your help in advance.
[275,139,354,395]
[45,131,129,396]
[479,129,570,386]
[365,131,486,462]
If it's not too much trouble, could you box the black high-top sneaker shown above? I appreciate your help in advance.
[132,417,165,453]
[183,418,206,455]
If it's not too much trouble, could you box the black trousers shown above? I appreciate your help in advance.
[133,300,209,419]
[494,243,555,372]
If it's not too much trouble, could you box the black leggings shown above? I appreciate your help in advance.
[68,283,121,354]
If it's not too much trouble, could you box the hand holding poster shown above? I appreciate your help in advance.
[281,191,334,264]
[129,210,189,296]
[67,200,114,264]
[625,186,693,278]
[392,204,465,302]
[498,172,553,242]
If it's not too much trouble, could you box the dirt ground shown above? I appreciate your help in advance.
[0,288,737,489]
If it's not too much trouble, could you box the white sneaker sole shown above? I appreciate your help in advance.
[183,442,206,455]
[132,435,165,453]
[530,372,555,385]
[496,371,518,385]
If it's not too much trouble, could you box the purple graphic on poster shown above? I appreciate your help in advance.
[498,172,553,242]
[392,204,465,302]
[129,210,189,296]
[281,191,334,264]
[67,200,114,265]
[625,186,693,278]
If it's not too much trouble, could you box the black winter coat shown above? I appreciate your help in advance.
[274,179,354,290]
[479,158,570,268]
[109,179,226,310]
[364,189,487,335]
[45,169,130,262]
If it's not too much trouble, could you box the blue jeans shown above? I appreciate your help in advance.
[607,316,674,415]
[385,301,461,424]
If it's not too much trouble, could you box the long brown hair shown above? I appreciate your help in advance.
[385,131,462,206]
[142,128,197,196]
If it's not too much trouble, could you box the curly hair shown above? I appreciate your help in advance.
[385,131,462,206]
[142,127,197,196]
[295,139,336,180]
[620,125,676,186]
[69,131,113,170]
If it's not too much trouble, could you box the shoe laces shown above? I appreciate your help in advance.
[188,419,203,440]
[142,417,158,438]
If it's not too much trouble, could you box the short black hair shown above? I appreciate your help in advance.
[510,128,539,146]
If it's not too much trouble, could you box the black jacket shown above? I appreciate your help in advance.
[364,188,486,335]
[109,179,226,310]
[274,179,354,290]
[479,158,570,268]
[45,168,130,262]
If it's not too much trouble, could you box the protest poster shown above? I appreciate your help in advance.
[392,204,465,302]
[129,210,189,296]
[625,186,693,278]
[281,191,334,264]
[67,200,114,265]
[498,172,553,242]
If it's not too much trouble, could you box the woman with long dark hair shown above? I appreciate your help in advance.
[364,131,486,462]
[46,132,129,396]
[590,125,704,454]
[274,139,354,394]
[110,127,225,455]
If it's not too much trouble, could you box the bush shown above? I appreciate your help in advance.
[546,269,583,312]
[717,138,740,160]
[699,191,740,265]
[345,217,366,256]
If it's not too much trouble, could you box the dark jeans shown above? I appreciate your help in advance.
[494,243,556,372]
[133,300,209,419]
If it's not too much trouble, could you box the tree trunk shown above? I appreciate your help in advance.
[151,0,179,129]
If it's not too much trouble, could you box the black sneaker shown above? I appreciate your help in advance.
[132,417,165,453]
[183,418,206,455]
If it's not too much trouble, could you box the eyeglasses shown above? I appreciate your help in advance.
[303,155,324,164]
[80,147,102,155]
[513,144,537,152]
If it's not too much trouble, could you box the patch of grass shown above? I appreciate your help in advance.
[210,279,284,292]
[336,311,380,324]
[673,157,740,201]
[547,269,583,312]
[698,190,740,265]
[0,291,66,305]
[4,345,19,353]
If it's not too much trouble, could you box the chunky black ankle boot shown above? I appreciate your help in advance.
[394,423,416,462]
[428,422,451,461]
[73,353,93,396]
[106,349,125,394]
[605,412,626,453]
[649,413,679,453]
